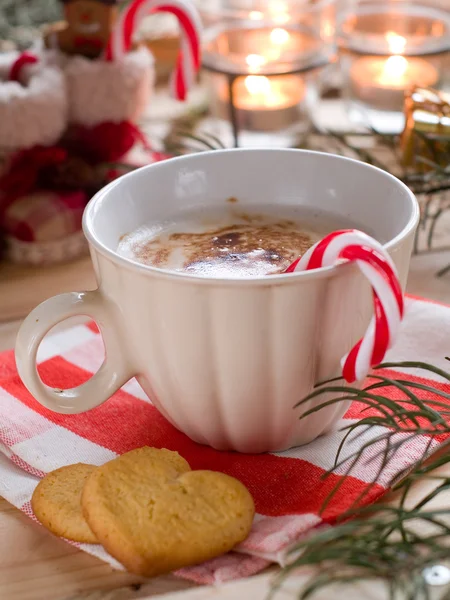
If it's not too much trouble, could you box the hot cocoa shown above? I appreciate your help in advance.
[117,207,348,278]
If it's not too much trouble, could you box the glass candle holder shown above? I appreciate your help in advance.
[337,0,450,134]
[197,0,337,147]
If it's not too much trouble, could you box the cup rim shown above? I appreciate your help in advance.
[83,148,420,286]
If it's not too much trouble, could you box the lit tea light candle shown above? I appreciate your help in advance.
[234,28,303,110]
[216,72,305,132]
[350,31,439,111]
[204,20,323,139]
[235,74,304,111]
[245,53,267,70]
[270,26,290,45]
[212,26,307,132]
[243,27,296,65]
[257,0,290,25]
[235,27,305,117]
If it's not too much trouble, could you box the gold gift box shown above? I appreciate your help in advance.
[401,86,450,169]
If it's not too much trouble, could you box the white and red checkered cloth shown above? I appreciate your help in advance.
[0,296,449,584]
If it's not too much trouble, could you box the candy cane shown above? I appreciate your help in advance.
[285,230,404,383]
[105,0,202,101]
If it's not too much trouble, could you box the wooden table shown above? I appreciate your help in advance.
[0,489,382,600]
[0,494,383,600]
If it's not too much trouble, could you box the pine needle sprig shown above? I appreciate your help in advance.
[273,511,450,600]
[273,360,450,600]
[294,361,450,510]
[165,130,227,155]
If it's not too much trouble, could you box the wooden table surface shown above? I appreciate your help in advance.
[0,486,385,600]
[0,493,386,600]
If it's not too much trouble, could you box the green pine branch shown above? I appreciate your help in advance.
[271,360,450,600]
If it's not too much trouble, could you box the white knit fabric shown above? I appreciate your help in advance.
[6,230,88,266]
[136,13,180,40]
[64,47,154,126]
[0,53,68,152]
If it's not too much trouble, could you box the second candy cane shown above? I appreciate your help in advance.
[105,0,202,101]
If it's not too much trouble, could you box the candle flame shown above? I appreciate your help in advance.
[270,27,290,45]
[245,54,267,70]
[244,75,271,96]
[385,31,407,55]
[384,54,408,78]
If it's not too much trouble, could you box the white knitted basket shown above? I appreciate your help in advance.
[6,230,89,266]
[0,53,68,152]
[64,46,154,127]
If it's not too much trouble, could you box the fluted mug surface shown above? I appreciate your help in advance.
[15,149,419,453]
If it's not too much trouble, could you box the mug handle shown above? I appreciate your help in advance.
[15,291,133,414]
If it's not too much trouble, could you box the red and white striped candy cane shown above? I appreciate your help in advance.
[105,0,202,101]
[285,230,404,383]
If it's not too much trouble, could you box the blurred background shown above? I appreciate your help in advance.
[0,0,448,324]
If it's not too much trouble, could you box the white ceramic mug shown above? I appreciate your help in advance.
[15,149,419,453]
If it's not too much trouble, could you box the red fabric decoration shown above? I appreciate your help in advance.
[66,121,151,164]
[3,190,87,242]
[9,52,39,82]
[0,122,158,240]
[0,146,67,221]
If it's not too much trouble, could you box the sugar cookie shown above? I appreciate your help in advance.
[82,447,254,576]
[32,463,97,543]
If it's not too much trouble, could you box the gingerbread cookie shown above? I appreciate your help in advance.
[82,447,255,577]
[31,463,97,543]
[44,0,120,59]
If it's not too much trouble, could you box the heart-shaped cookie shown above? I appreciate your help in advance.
[81,446,255,576]
[32,463,98,543]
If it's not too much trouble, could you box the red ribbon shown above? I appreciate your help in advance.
[9,52,39,82]
[0,146,67,221]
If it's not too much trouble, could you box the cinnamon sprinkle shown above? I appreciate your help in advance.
[129,219,314,276]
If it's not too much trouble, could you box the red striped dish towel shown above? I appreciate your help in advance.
[0,296,449,584]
